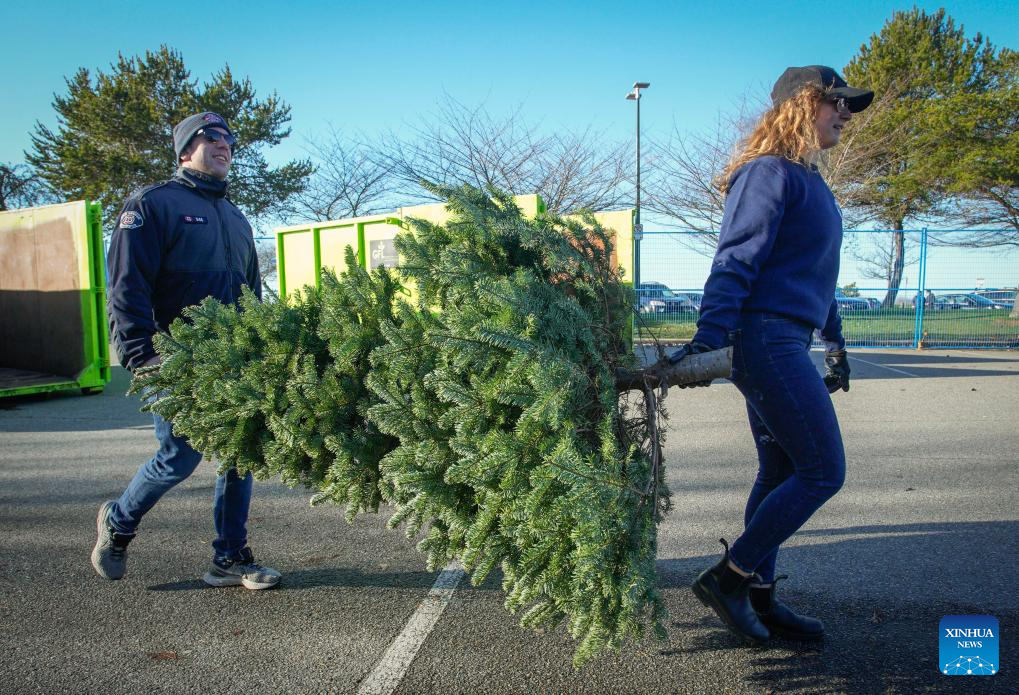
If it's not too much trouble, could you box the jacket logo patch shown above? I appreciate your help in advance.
[118,211,144,229]
[182,215,208,224]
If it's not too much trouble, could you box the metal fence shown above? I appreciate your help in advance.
[635,229,1019,349]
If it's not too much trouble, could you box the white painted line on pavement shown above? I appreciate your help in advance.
[850,355,918,378]
[356,561,465,695]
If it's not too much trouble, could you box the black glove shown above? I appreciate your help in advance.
[823,350,850,393]
[668,340,714,365]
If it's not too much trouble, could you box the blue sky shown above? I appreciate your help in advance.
[4,1,1017,292]
[4,0,1018,167]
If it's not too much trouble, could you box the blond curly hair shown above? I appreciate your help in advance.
[716,85,827,193]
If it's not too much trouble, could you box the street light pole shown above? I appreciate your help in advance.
[626,82,649,291]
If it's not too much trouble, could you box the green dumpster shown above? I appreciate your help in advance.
[273,195,634,297]
[0,200,112,398]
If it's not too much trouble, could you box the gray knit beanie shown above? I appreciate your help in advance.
[173,112,234,161]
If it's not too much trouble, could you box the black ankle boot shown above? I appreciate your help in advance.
[691,539,770,645]
[749,576,824,641]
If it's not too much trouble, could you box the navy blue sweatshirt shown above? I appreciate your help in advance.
[107,167,261,371]
[693,156,845,350]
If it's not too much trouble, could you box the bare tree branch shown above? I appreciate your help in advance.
[255,240,278,296]
[281,125,397,223]
[378,95,629,213]
[0,162,54,211]
[642,102,757,252]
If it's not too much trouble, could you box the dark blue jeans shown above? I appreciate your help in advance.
[107,409,253,559]
[727,312,846,582]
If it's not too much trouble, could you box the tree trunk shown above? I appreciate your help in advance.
[616,347,733,392]
[1012,284,1019,319]
[883,220,906,308]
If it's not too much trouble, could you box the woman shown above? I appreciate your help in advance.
[670,65,873,644]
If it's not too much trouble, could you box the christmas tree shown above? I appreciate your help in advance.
[131,185,730,665]
[134,245,400,519]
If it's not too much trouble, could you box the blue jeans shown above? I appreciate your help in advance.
[726,312,846,582]
[108,409,253,559]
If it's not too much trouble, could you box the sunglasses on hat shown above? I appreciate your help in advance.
[196,128,237,148]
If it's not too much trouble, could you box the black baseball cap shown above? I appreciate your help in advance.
[771,65,874,113]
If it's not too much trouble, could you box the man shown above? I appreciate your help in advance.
[93,112,280,590]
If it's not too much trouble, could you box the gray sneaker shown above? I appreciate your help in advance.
[91,500,134,580]
[203,547,281,590]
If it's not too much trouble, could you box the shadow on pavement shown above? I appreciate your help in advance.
[97,520,1019,692]
[662,520,1016,594]
[0,367,151,432]
[278,567,440,591]
[148,567,441,593]
[861,352,1018,365]
[147,579,209,592]
[658,520,1017,694]
[838,350,1019,380]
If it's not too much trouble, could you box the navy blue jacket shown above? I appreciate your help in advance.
[693,156,845,350]
[107,167,261,371]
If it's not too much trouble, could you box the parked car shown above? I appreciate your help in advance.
[834,289,870,312]
[637,282,697,314]
[674,291,704,310]
[972,288,1016,309]
[864,297,882,310]
[935,293,1010,310]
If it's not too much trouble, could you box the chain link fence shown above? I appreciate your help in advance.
[635,229,1019,349]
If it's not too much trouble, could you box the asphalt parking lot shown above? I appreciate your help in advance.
[1,349,1017,694]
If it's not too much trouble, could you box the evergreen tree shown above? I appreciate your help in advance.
[132,247,400,518]
[925,48,1019,245]
[132,185,729,665]
[839,8,1013,305]
[365,186,662,665]
[27,46,312,234]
